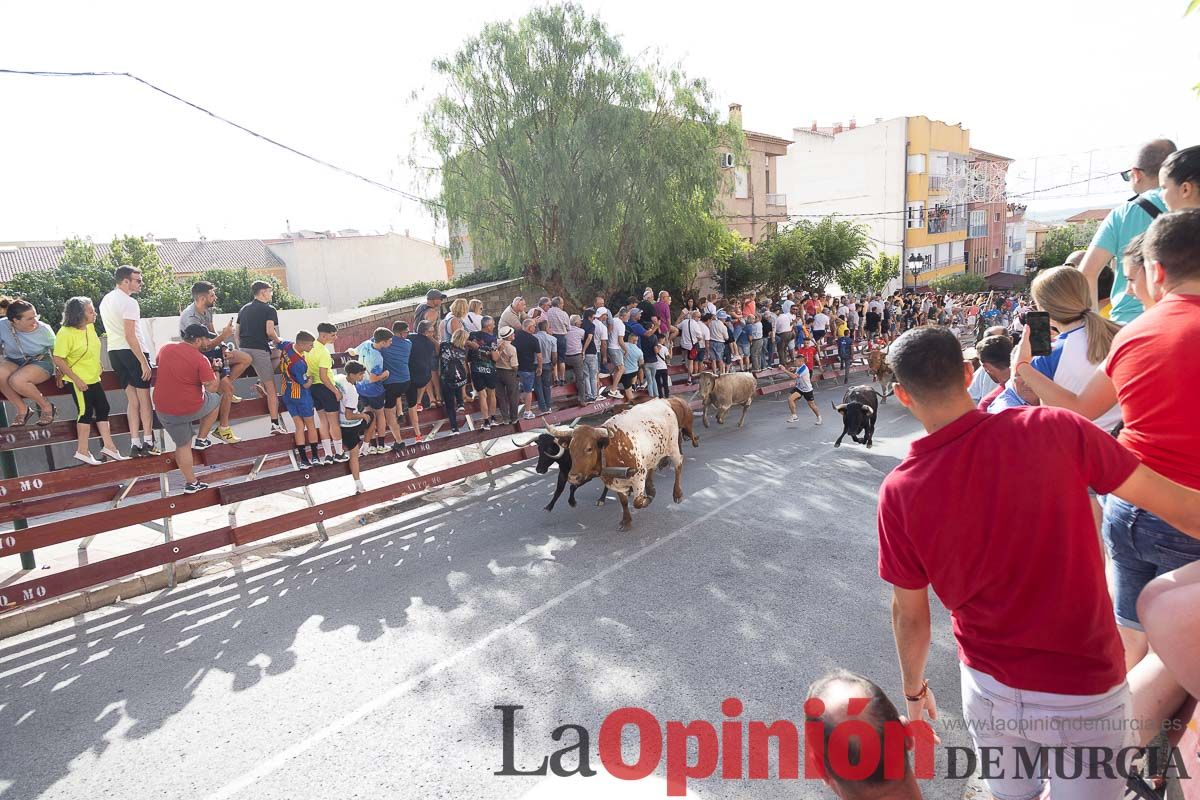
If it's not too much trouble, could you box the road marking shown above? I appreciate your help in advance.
[204,452,823,800]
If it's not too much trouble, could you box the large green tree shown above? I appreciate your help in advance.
[1036,221,1098,272]
[838,253,898,296]
[419,3,741,308]
[755,217,873,295]
[930,272,988,294]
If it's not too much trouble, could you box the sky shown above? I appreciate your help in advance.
[1,0,1197,245]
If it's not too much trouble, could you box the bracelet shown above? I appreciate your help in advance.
[904,679,929,702]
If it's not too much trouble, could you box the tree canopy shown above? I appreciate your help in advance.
[1037,221,1098,272]
[930,272,988,294]
[753,218,873,296]
[419,3,742,308]
[838,253,898,297]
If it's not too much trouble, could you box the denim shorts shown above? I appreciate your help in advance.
[710,341,725,361]
[960,664,1131,800]
[518,370,536,393]
[1103,496,1200,630]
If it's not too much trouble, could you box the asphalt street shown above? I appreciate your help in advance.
[0,379,975,800]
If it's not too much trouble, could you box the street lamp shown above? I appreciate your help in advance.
[907,253,928,291]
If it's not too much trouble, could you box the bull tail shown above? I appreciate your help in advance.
[873,388,894,399]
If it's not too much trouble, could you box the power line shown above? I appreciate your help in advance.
[0,68,441,207]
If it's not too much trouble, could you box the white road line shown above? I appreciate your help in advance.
[204,451,824,800]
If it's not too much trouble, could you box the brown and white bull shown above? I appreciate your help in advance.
[866,348,894,401]
[547,399,684,531]
[696,371,756,428]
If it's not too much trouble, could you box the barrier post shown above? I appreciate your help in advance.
[0,405,35,570]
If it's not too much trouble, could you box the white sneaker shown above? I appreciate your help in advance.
[269,421,288,435]
[814,416,823,426]
[787,414,799,423]
[73,451,104,466]
[522,411,536,420]
[100,447,129,461]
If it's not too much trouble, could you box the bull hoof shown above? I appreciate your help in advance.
[619,518,632,531]
[867,442,873,449]
[596,498,606,507]
[673,490,683,503]
[691,438,699,447]
[633,495,651,509]
[834,441,841,448]
[544,504,553,512]
[568,498,577,507]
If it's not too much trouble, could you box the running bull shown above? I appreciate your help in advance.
[546,399,684,531]
[514,432,608,512]
[696,371,756,429]
[833,385,891,449]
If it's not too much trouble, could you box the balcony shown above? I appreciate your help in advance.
[968,224,988,239]
[928,175,950,192]
[766,193,787,207]
[928,216,967,235]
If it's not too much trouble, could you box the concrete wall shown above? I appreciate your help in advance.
[776,119,907,281]
[329,278,527,352]
[268,234,450,313]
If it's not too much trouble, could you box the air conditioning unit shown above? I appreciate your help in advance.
[720,152,734,169]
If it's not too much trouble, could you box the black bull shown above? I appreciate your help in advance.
[518,433,609,511]
[833,386,891,449]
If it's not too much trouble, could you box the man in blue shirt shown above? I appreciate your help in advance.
[1079,139,1175,325]
[381,320,414,451]
[354,328,391,453]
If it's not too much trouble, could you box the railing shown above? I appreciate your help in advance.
[968,225,988,239]
[766,193,787,207]
[928,217,967,235]
[928,175,950,192]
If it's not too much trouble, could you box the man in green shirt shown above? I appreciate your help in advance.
[1079,139,1175,325]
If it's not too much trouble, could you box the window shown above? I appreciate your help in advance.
[969,210,987,239]
[994,247,1001,258]
[734,169,748,199]
[907,201,925,229]
[995,212,1001,222]
[907,154,926,174]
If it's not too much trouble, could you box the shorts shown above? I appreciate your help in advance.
[110,349,151,389]
[310,383,340,413]
[790,387,814,402]
[960,663,1131,800]
[360,393,386,411]
[812,330,825,343]
[1103,496,1200,630]
[243,348,275,381]
[710,341,726,361]
[384,382,409,410]
[71,381,110,424]
[518,370,536,394]
[688,346,706,362]
[405,380,427,408]
[471,369,496,390]
[341,421,367,450]
[607,348,622,368]
[554,334,567,357]
[160,390,222,447]
[619,373,637,390]
[7,356,54,376]
[282,392,314,419]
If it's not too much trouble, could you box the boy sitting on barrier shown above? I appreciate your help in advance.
[352,328,391,454]
[336,361,371,494]
[278,332,320,469]
[307,322,348,465]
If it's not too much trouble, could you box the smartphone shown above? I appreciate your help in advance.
[1025,311,1052,357]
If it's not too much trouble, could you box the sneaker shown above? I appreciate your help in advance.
[411,435,424,445]
[100,447,129,461]
[457,405,465,412]
[269,421,288,436]
[481,421,492,431]
[333,451,350,463]
[183,481,209,494]
[522,411,537,420]
[814,416,823,426]
[297,456,313,469]
[412,404,424,413]
[141,442,162,456]
[787,414,799,423]
[192,437,213,450]
[354,480,366,494]
[230,394,244,404]
[214,427,241,444]
[129,444,146,458]
[73,451,104,466]
[391,442,406,454]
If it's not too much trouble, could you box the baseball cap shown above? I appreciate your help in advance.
[498,325,515,339]
[426,289,448,300]
[716,310,728,320]
[182,323,216,341]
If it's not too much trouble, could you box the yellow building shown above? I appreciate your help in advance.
[902,116,971,288]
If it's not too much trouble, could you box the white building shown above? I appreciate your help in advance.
[775,118,907,288]
[266,232,449,312]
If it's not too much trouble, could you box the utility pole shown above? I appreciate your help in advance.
[1085,149,1096,196]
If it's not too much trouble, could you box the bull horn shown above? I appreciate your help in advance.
[545,424,575,438]
[547,441,565,459]
[833,402,847,414]
[594,427,610,441]
[862,406,874,416]
[511,436,539,448]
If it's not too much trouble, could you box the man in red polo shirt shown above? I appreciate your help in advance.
[879,326,1200,800]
